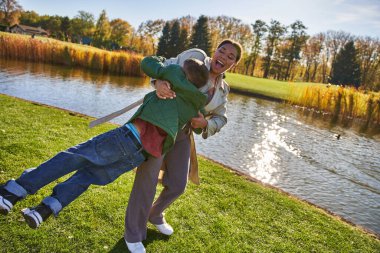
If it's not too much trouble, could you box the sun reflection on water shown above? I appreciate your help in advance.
[246,111,301,184]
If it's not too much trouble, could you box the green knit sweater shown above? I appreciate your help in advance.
[128,56,207,155]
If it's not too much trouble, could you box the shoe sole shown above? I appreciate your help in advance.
[0,196,12,215]
[21,208,42,229]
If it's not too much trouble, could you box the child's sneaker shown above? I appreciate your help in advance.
[21,203,52,229]
[0,187,21,215]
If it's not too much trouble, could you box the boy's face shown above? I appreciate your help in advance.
[211,44,238,75]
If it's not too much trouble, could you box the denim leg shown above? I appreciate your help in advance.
[47,168,93,215]
[43,127,146,215]
[16,128,128,195]
[42,196,62,216]
[46,155,144,215]
[3,179,28,198]
[16,150,91,195]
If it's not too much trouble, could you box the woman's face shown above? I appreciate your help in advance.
[210,43,238,75]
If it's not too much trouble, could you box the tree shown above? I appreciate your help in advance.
[60,16,71,41]
[167,20,180,57]
[45,15,62,39]
[178,15,195,36]
[270,40,288,80]
[245,19,267,75]
[136,19,164,54]
[19,10,39,26]
[326,30,352,78]
[70,11,95,41]
[157,22,171,57]
[93,10,111,48]
[110,18,132,47]
[262,20,287,78]
[178,27,189,53]
[0,0,22,25]
[303,33,325,82]
[331,41,361,87]
[209,15,252,54]
[189,15,211,56]
[283,20,308,80]
[356,37,380,90]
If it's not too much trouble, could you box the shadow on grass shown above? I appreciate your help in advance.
[108,228,169,253]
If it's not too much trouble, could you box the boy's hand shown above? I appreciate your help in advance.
[191,112,208,129]
[155,79,176,99]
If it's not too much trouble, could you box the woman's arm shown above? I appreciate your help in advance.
[190,101,227,139]
[191,80,229,139]
[202,103,227,139]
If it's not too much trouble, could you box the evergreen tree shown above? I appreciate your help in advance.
[262,20,286,78]
[167,20,180,57]
[93,10,111,48]
[178,27,189,53]
[156,22,171,57]
[60,16,71,41]
[245,19,267,76]
[189,15,211,56]
[331,41,361,88]
[283,20,308,80]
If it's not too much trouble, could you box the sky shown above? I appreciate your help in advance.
[17,0,380,38]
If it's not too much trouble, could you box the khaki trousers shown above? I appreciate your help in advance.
[124,129,191,243]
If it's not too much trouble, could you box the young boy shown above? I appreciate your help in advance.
[0,56,208,229]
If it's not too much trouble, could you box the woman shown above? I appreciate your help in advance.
[125,39,242,253]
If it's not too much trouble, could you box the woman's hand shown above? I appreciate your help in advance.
[191,112,208,129]
[155,79,176,99]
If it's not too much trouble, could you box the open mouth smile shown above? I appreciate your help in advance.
[216,60,225,68]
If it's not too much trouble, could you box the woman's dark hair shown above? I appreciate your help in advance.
[217,39,243,63]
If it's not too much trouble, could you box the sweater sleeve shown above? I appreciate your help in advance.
[202,103,227,139]
[141,56,166,79]
[150,49,208,87]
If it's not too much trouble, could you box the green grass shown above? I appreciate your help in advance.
[0,94,379,252]
[225,72,326,101]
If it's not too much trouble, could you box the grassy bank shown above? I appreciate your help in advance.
[226,72,315,100]
[226,72,380,128]
[0,94,379,252]
[0,32,144,77]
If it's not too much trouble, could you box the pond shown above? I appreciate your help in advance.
[1,59,379,235]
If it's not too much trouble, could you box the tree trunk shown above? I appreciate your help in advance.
[285,59,293,80]
[304,64,311,82]
[250,59,256,76]
[263,58,271,78]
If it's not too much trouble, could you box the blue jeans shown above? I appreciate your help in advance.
[4,125,145,216]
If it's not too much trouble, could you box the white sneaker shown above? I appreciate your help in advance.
[153,222,174,236]
[125,239,146,253]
